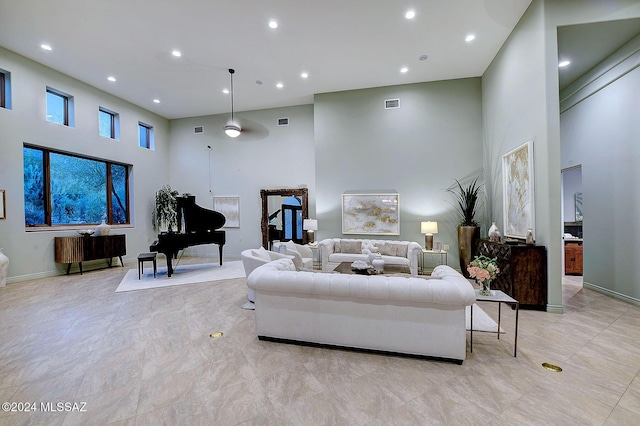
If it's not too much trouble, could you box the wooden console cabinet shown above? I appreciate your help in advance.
[564,242,583,275]
[475,240,547,310]
[55,235,126,274]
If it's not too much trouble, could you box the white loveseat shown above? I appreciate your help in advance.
[247,259,476,363]
[318,238,422,275]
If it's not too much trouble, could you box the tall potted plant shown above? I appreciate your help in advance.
[152,184,179,232]
[448,176,483,277]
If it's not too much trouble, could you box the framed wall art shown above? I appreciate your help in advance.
[342,192,399,235]
[213,196,240,228]
[502,141,535,239]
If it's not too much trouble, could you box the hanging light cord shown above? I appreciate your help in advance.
[229,69,235,122]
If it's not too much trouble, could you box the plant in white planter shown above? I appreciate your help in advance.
[152,185,179,232]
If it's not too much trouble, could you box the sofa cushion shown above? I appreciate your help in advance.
[333,239,341,253]
[394,243,408,258]
[341,240,362,254]
[377,243,397,256]
[251,247,271,262]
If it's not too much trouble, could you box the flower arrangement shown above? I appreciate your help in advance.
[467,255,500,296]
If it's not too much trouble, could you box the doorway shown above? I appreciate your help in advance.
[561,166,583,289]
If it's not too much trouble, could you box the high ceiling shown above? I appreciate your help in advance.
[558,18,640,91]
[0,0,533,119]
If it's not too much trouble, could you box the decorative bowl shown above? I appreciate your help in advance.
[77,229,95,237]
[351,261,371,272]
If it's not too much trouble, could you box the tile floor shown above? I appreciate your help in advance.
[0,260,639,425]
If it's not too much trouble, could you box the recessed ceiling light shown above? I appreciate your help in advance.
[301,72,308,79]
[276,82,284,89]
[171,50,181,57]
[222,89,229,94]
[419,54,429,61]
[400,67,408,73]
[256,80,263,85]
[465,34,476,42]
[153,99,160,104]
[268,20,278,29]
[405,10,416,20]
[107,76,116,82]
[559,60,571,68]
[40,44,52,51]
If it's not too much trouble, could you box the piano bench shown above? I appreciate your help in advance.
[138,252,157,279]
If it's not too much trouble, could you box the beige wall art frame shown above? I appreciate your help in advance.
[213,196,240,228]
[342,193,399,235]
[502,141,535,239]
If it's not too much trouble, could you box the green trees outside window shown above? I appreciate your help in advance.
[23,145,129,226]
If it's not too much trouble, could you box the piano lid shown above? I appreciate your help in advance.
[177,195,226,233]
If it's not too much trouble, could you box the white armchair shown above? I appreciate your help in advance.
[272,241,314,270]
[240,247,293,309]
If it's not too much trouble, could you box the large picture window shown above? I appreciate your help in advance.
[23,145,130,227]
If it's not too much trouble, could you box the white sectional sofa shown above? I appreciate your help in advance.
[247,259,476,363]
[318,238,422,275]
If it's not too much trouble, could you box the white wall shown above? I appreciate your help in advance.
[482,0,640,311]
[560,34,640,302]
[314,78,484,271]
[0,46,170,281]
[168,105,316,258]
[482,0,564,311]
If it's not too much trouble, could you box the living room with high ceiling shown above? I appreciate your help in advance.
[1,1,640,424]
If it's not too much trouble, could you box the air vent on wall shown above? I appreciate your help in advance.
[277,117,289,126]
[194,126,204,134]
[385,99,400,109]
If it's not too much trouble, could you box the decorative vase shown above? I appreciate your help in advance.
[368,252,381,265]
[372,257,385,272]
[458,226,480,278]
[488,222,501,242]
[0,248,9,288]
[95,220,111,236]
[526,229,534,245]
[479,279,491,296]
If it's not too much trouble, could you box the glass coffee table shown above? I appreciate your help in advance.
[470,289,519,357]
[332,262,411,275]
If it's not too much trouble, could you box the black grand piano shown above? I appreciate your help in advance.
[150,195,226,277]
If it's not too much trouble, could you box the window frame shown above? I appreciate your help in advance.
[138,121,154,149]
[0,72,5,109]
[23,144,131,228]
[46,87,74,127]
[99,107,120,140]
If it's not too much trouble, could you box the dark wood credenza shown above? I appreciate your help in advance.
[54,235,126,274]
[475,239,547,310]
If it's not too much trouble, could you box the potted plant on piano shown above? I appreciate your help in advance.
[152,185,179,232]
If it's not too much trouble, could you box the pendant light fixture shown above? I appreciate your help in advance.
[224,69,241,138]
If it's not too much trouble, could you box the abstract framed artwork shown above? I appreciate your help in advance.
[213,196,240,228]
[0,190,5,219]
[342,193,399,235]
[502,141,534,239]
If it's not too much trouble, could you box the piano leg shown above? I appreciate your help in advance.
[219,244,224,266]
[165,252,174,277]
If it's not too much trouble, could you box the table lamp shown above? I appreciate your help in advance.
[303,219,318,245]
[421,221,438,250]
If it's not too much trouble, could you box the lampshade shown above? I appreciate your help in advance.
[224,123,241,138]
[303,219,318,231]
[421,221,438,234]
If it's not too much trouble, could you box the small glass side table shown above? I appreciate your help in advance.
[420,249,448,274]
[470,289,519,357]
[307,243,320,270]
